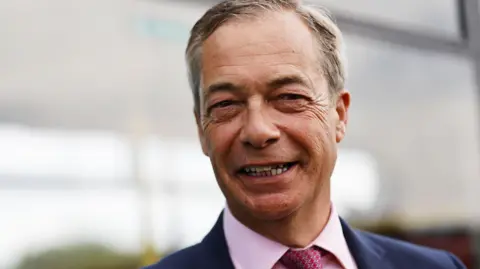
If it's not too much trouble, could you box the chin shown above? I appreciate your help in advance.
[243,193,302,221]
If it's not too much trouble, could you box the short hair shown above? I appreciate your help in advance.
[186,0,346,113]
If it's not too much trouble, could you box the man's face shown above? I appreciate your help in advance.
[196,11,350,221]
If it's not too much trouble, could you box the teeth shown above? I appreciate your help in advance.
[243,163,292,177]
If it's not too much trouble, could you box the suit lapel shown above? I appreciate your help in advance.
[200,212,235,269]
[340,219,394,269]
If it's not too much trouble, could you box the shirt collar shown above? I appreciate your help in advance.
[223,205,287,269]
[311,206,357,269]
[223,204,357,269]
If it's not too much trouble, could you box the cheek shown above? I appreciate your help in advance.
[276,108,334,164]
[278,106,332,141]
[203,119,241,165]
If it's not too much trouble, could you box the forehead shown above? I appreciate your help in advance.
[201,11,319,88]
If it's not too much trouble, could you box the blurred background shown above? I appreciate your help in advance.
[1,0,480,268]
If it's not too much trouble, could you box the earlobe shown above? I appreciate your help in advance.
[335,123,346,143]
[194,110,209,156]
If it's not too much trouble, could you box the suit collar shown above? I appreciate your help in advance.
[200,211,235,269]
[340,218,394,269]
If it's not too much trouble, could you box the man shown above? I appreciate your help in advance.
[147,0,467,268]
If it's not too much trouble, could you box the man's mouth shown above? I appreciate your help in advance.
[238,162,297,177]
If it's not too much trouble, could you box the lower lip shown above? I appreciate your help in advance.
[236,163,298,185]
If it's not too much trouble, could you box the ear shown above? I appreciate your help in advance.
[334,90,350,143]
[194,109,209,156]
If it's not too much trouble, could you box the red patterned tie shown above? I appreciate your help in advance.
[280,246,324,269]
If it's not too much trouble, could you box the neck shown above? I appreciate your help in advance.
[229,194,332,248]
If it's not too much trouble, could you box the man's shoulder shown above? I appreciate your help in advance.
[143,243,204,269]
[355,229,465,268]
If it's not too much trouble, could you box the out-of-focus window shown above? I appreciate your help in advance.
[331,150,379,218]
[0,126,131,184]
[309,0,460,39]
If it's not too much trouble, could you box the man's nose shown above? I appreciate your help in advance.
[239,107,280,149]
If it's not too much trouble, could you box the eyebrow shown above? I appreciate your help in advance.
[266,75,311,90]
[205,82,241,96]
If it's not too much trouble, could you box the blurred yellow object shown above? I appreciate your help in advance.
[140,244,158,267]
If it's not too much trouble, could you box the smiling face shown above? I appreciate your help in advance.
[196,11,350,222]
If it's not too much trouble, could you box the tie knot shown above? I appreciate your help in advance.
[280,246,324,269]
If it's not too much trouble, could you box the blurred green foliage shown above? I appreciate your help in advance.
[16,243,144,269]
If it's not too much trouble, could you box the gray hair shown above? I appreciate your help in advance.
[186,0,347,113]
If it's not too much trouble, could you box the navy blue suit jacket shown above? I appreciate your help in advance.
[146,213,467,269]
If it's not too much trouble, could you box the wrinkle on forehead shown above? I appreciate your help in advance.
[204,40,311,72]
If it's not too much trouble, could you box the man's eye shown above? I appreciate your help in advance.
[278,94,304,100]
[208,100,237,114]
[212,100,235,108]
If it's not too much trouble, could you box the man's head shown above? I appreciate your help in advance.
[186,0,350,222]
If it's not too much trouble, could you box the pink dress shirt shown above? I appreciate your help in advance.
[223,205,358,269]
